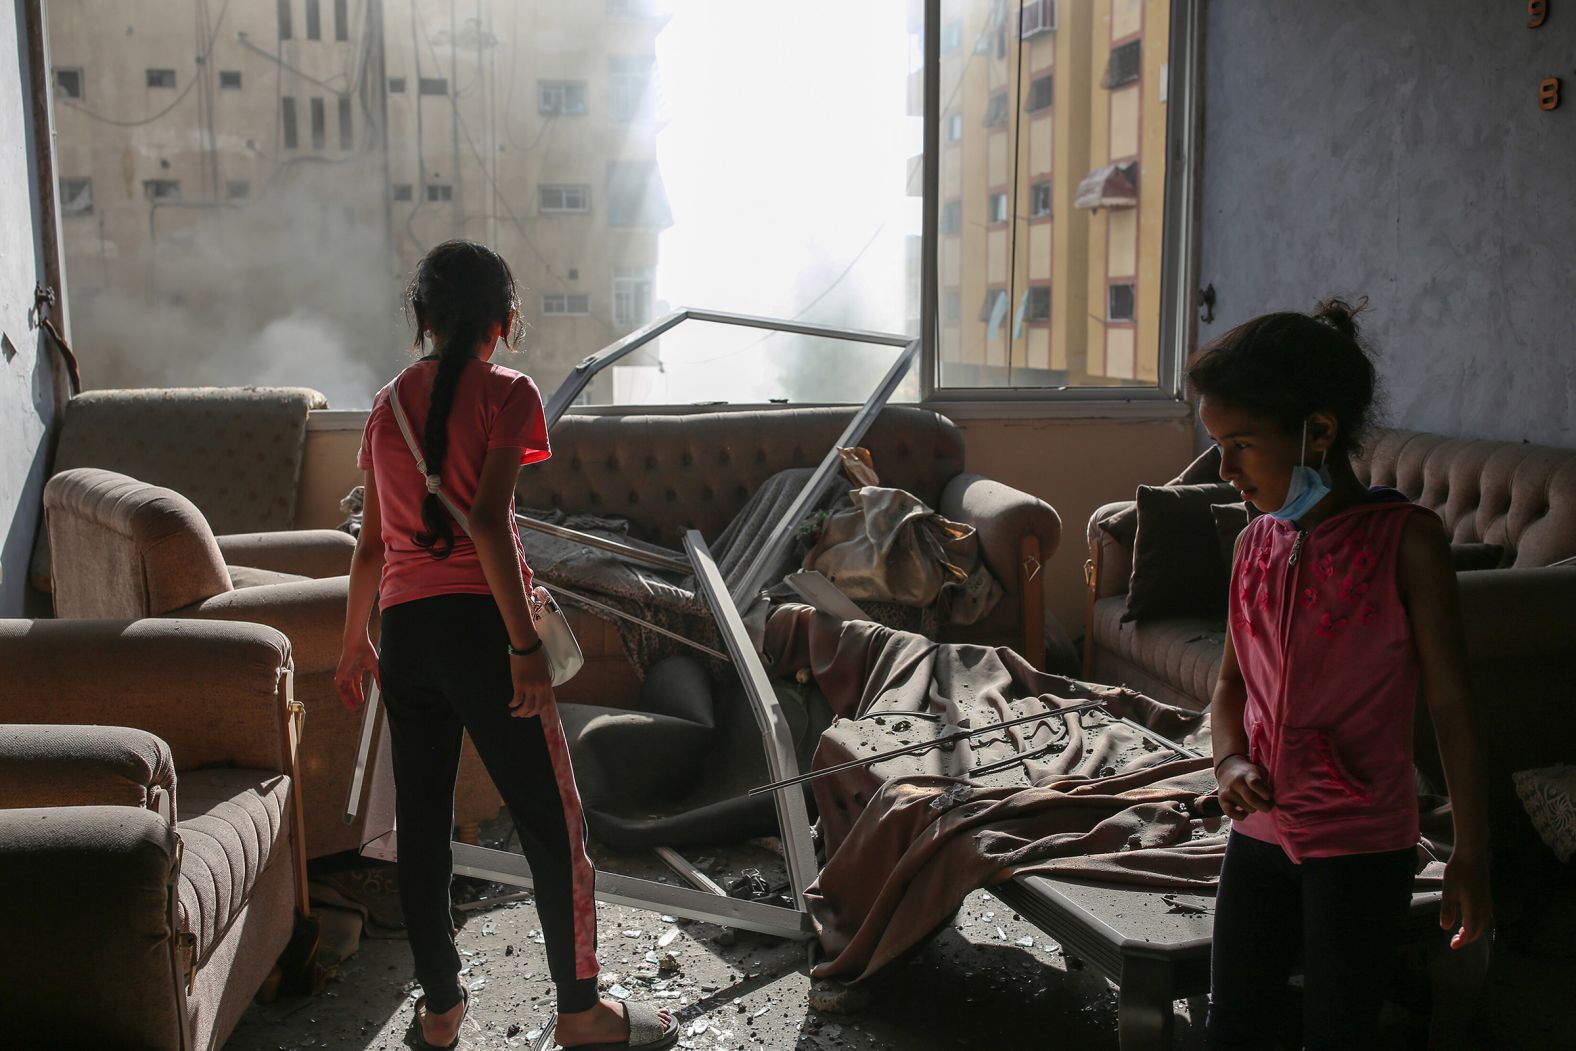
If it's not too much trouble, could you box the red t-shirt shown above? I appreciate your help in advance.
[358,358,551,610]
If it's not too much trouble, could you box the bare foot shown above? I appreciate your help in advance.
[417,995,465,1047]
[554,999,672,1047]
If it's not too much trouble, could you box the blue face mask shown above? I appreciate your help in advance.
[1268,419,1332,522]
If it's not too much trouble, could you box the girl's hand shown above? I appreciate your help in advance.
[508,647,555,719]
[1216,755,1275,820]
[335,635,380,712]
[1440,853,1493,949]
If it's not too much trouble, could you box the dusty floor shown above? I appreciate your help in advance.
[229,844,1576,1051]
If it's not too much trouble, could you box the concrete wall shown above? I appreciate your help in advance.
[0,2,58,616]
[1198,0,1576,448]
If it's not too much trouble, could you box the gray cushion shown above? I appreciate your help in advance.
[1093,596,1224,708]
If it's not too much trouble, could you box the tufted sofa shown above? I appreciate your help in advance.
[1083,427,1576,890]
[0,619,304,1051]
[525,406,1062,704]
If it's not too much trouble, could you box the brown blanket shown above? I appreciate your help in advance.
[763,605,1225,982]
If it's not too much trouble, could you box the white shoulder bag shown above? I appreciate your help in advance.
[387,372,584,686]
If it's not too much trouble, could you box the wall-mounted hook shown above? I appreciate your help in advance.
[1199,283,1216,325]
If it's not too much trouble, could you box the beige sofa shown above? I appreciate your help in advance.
[41,467,502,859]
[1083,427,1576,884]
[530,406,1063,704]
[0,619,303,1051]
[30,386,355,594]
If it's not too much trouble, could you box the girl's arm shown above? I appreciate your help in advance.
[1398,513,1493,948]
[468,446,552,718]
[335,473,386,711]
[1211,533,1274,818]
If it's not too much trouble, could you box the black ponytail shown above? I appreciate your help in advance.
[404,240,521,558]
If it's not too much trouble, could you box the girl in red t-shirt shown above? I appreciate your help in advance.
[336,241,677,1051]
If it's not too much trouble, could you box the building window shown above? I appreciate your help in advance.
[418,77,448,96]
[1108,282,1136,322]
[1025,286,1051,322]
[305,0,321,40]
[539,80,588,115]
[338,96,353,149]
[1020,0,1057,39]
[945,113,963,142]
[1106,40,1141,89]
[607,160,672,227]
[58,177,92,215]
[310,96,326,149]
[143,179,181,201]
[55,68,83,100]
[983,92,1008,127]
[219,70,242,90]
[542,292,591,316]
[942,289,961,324]
[1026,75,1053,112]
[146,69,176,89]
[426,183,453,202]
[278,0,293,40]
[387,76,406,94]
[281,97,298,148]
[986,191,1008,225]
[940,20,963,54]
[334,0,349,41]
[978,287,1008,324]
[226,180,250,200]
[539,184,590,213]
[609,56,654,122]
[1029,181,1051,218]
[392,183,413,202]
[613,267,655,327]
[941,199,961,236]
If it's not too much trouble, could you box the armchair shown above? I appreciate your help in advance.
[42,467,503,858]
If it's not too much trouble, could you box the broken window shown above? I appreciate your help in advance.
[58,177,92,215]
[144,179,181,201]
[1106,40,1141,89]
[146,69,176,89]
[1027,75,1053,112]
[426,183,452,202]
[539,184,590,213]
[1108,283,1135,322]
[983,92,1008,127]
[55,68,83,100]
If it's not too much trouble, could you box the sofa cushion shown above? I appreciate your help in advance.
[227,565,312,590]
[1210,501,1255,569]
[176,769,291,966]
[1512,764,1576,863]
[1124,483,1239,622]
[1099,448,1224,545]
[1093,595,1224,708]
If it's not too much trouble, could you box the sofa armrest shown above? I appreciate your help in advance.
[217,529,355,579]
[1457,566,1576,660]
[0,725,176,818]
[0,805,185,1049]
[1088,501,1135,601]
[939,472,1062,592]
[0,618,294,776]
[178,575,348,674]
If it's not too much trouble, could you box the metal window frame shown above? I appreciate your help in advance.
[919,0,1204,406]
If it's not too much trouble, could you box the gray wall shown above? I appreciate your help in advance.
[1198,0,1576,448]
[0,1,59,615]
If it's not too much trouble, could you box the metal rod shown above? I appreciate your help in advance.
[342,678,382,823]
[748,699,1109,796]
[654,846,728,897]
[1113,715,1202,759]
[515,513,691,574]
[545,580,730,661]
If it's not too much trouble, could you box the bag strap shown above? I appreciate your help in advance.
[389,371,472,534]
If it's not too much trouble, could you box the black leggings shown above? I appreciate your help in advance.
[1208,830,1415,1050]
[379,593,601,1015]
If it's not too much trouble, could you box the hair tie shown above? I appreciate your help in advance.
[425,474,443,494]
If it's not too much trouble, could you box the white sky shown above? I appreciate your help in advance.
[632,0,922,398]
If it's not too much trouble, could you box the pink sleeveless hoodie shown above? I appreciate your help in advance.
[1229,492,1433,861]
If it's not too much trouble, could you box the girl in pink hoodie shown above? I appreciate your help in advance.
[1194,299,1491,1048]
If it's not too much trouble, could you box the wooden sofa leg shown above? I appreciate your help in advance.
[1082,538,1101,681]
[1019,535,1044,670]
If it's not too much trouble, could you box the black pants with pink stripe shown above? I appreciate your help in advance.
[379,594,601,1015]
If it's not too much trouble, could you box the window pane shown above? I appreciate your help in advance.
[934,0,1171,391]
[47,1,920,408]
[55,68,83,99]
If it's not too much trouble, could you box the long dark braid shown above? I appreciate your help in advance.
[405,240,521,558]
